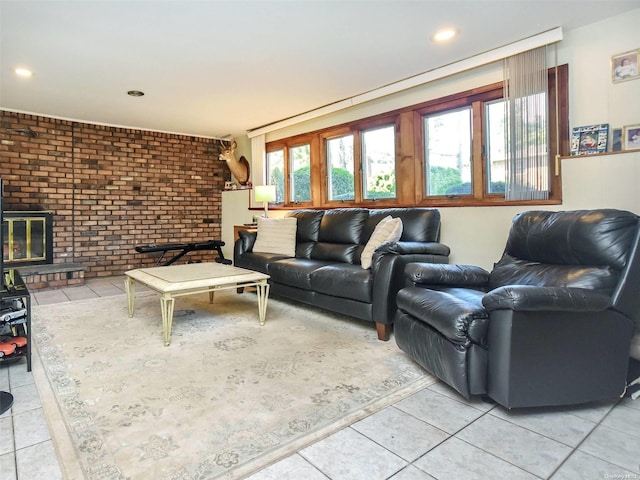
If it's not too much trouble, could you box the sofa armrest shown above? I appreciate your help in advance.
[233,230,257,257]
[482,285,612,312]
[370,247,450,331]
[376,241,451,257]
[405,263,490,288]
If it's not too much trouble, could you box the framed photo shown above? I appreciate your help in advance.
[611,128,623,152]
[570,124,609,155]
[612,49,639,83]
[623,124,640,150]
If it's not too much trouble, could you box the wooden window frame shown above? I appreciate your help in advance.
[265,64,568,209]
[266,133,317,207]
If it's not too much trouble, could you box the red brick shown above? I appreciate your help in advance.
[1,110,228,279]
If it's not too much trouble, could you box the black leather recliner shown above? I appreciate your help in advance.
[394,209,640,408]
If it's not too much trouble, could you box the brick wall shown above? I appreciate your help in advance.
[1,110,229,279]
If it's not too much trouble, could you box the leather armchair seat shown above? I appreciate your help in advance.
[394,209,640,408]
[235,208,450,340]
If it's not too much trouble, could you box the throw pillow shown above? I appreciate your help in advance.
[360,216,403,269]
[253,217,297,257]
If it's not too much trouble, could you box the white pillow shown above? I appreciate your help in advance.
[252,217,297,257]
[360,216,403,269]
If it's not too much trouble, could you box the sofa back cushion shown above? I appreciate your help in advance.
[312,209,368,263]
[489,209,640,295]
[363,208,441,243]
[489,255,620,293]
[284,207,443,265]
[286,210,324,259]
[504,209,637,269]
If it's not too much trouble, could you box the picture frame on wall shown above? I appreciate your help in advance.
[570,124,609,155]
[623,124,640,150]
[611,128,623,151]
[612,49,639,83]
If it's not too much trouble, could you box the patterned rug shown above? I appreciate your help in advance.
[32,291,435,479]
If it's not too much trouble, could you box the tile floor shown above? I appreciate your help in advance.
[1,276,639,480]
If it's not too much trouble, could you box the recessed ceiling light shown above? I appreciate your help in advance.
[127,90,145,97]
[432,28,457,43]
[15,67,33,78]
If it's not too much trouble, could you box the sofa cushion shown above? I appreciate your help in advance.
[268,259,334,290]
[309,209,368,264]
[489,255,620,294]
[397,286,488,346]
[253,217,297,257]
[505,209,638,270]
[365,208,441,243]
[234,251,288,275]
[310,264,373,303]
[286,210,324,243]
[360,216,403,269]
[312,242,360,264]
[283,210,325,259]
[317,209,368,244]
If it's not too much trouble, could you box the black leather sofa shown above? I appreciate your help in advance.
[234,208,450,340]
[394,209,640,408]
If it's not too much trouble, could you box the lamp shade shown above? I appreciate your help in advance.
[255,185,276,203]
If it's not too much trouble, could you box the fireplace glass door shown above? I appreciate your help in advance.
[2,212,53,266]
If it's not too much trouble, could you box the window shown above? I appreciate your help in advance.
[264,64,568,209]
[362,125,396,200]
[424,107,472,196]
[266,135,315,206]
[323,122,398,204]
[290,144,311,203]
[418,65,565,204]
[266,149,285,203]
[488,93,551,198]
[326,134,355,201]
[485,99,507,194]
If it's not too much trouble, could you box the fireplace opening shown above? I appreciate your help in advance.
[2,211,54,267]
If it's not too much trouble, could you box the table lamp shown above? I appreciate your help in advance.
[255,185,276,218]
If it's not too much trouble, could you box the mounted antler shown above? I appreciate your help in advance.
[219,140,250,185]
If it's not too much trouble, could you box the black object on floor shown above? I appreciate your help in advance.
[135,240,231,266]
[0,391,13,415]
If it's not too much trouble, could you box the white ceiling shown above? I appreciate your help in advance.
[1,1,638,139]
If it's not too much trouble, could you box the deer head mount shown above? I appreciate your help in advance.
[219,140,250,185]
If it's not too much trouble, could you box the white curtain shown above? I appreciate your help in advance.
[503,46,549,201]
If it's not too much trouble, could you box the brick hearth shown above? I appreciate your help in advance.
[16,263,85,290]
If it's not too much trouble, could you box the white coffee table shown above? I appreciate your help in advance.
[125,262,270,346]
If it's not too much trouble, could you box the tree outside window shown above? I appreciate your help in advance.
[424,108,472,196]
[362,125,396,200]
[290,145,311,202]
[326,135,355,201]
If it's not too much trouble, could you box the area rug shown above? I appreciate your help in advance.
[32,291,435,479]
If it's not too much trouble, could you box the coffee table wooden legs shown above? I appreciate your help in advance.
[160,295,175,346]
[256,281,270,326]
